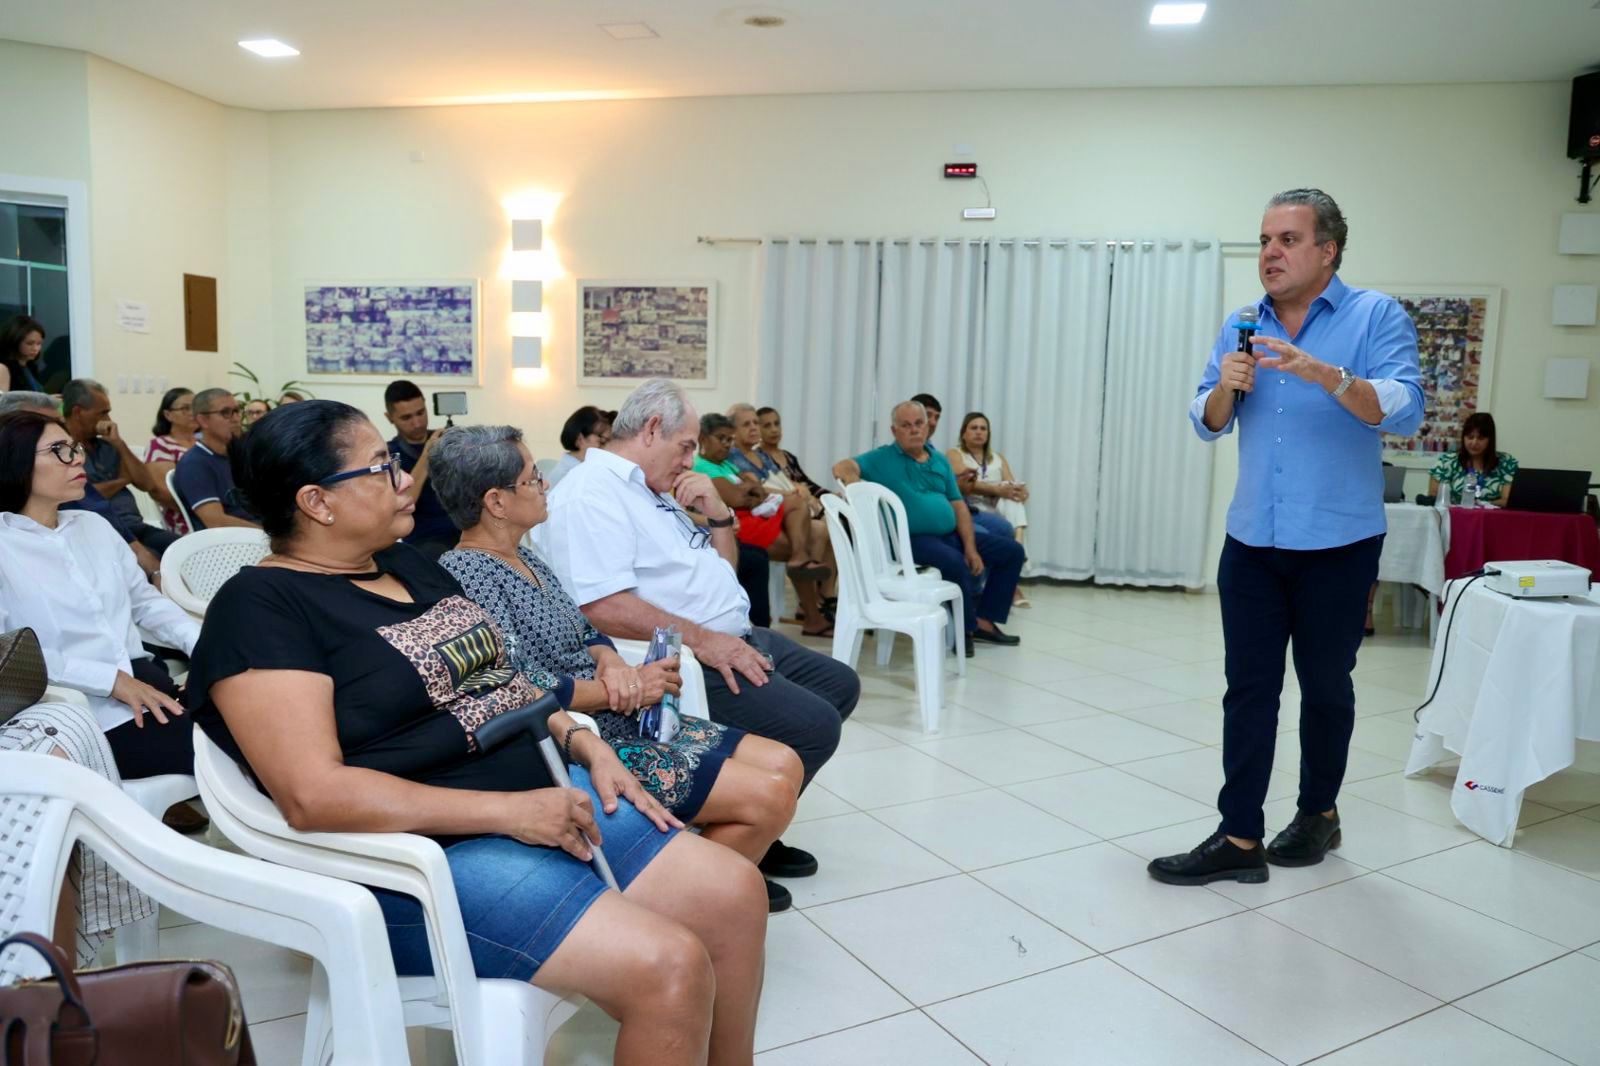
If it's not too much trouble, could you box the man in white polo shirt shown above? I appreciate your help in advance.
[537,378,859,883]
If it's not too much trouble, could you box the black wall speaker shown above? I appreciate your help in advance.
[1570,71,1600,161]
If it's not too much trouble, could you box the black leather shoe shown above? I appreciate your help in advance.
[1148,831,1269,886]
[970,625,1020,647]
[1266,809,1341,867]
[766,878,793,913]
[759,840,818,878]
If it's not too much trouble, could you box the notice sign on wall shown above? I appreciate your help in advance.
[115,300,150,334]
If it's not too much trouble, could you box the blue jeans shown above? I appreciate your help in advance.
[371,766,679,981]
[971,510,1014,540]
[1216,534,1384,840]
[908,528,1026,633]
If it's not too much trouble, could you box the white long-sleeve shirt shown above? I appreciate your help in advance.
[0,509,200,731]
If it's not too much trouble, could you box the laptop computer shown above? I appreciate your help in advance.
[1506,468,1592,514]
[1382,464,1407,503]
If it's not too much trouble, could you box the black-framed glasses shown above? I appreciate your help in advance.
[37,441,86,465]
[200,405,243,420]
[654,493,712,550]
[319,453,404,490]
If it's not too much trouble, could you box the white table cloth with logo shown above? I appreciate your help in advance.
[1405,577,1600,845]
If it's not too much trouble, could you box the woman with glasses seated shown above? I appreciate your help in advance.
[143,386,199,535]
[186,401,769,1065]
[430,425,802,906]
[0,410,202,780]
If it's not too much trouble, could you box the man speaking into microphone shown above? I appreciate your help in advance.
[1149,189,1423,886]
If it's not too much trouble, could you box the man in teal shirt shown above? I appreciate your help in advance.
[834,400,1024,652]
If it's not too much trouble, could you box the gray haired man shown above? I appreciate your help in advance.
[536,379,860,889]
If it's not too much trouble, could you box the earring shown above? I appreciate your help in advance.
[325,515,335,525]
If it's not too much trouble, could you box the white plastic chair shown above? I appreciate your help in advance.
[165,469,198,534]
[193,731,583,1066]
[844,481,966,672]
[0,753,410,1064]
[768,561,789,621]
[821,495,948,733]
[158,527,271,617]
[609,639,709,720]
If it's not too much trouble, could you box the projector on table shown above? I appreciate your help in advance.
[1483,560,1593,599]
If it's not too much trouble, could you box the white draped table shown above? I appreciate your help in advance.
[1405,578,1600,845]
[1378,502,1447,632]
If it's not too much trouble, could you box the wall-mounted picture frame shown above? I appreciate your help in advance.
[1356,284,1501,467]
[578,280,715,388]
[302,280,480,383]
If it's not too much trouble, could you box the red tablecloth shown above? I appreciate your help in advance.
[1445,507,1600,580]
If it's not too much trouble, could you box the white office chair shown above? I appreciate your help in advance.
[822,495,948,733]
[194,731,583,1065]
[0,753,411,1063]
[844,481,966,672]
[164,469,198,534]
[159,527,271,618]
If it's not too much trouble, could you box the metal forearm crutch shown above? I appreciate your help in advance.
[475,692,619,890]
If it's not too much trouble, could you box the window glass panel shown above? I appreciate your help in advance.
[17,206,66,266]
[0,204,18,261]
[28,268,72,393]
[0,263,23,318]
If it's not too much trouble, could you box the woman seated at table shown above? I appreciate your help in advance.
[427,424,801,882]
[1429,412,1517,507]
[186,400,768,1066]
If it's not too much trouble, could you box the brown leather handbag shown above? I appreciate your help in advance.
[0,628,48,725]
[0,932,256,1065]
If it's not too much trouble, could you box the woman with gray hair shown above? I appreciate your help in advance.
[431,424,804,911]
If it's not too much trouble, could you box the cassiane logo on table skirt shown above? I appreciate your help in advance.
[1463,780,1507,794]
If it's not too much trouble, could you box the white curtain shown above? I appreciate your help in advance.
[875,238,987,440]
[1094,239,1222,588]
[979,239,1112,580]
[756,239,882,481]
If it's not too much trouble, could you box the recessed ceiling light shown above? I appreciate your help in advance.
[1149,3,1206,26]
[238,38,300,58]
[743,15,786,28]
[600,22,659,40]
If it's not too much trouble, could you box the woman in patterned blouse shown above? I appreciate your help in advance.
[429,424,804,903]
[1428,412,1517,507]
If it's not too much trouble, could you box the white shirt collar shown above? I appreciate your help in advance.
[0,509,85,535]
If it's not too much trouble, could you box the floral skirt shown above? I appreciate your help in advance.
[592,711,745,820]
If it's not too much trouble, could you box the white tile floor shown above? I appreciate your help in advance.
[130,584,1600,1065]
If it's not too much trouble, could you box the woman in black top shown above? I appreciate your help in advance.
[187,400,768,1066]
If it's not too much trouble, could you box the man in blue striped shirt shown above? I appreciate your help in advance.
[1150,189,1424,887]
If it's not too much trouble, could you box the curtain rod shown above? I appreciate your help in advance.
[697,236,1255,250]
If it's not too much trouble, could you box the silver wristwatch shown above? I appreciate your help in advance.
[1332,366,1355,398]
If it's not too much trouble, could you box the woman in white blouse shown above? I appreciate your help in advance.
[948,411,1032,607]
[0,410,201,780]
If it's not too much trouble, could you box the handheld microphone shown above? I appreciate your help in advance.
[1233,308,1261,405]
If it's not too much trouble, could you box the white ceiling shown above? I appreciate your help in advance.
[6,0,1599,112]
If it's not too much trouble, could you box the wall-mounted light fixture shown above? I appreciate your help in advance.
[509,218,546,382]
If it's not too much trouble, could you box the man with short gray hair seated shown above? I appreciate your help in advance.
[536,378,860,884]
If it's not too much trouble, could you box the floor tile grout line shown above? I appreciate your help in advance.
[1097,951,1294,1065]
[1379,842,1600,946]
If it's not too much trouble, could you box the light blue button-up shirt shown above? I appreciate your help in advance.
[1190,274,1424,551]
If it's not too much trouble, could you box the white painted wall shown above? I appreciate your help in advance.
[0,42,90,181]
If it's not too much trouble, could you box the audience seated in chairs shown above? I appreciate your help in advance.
[950,410,1032,608]
[756,405,832,500]
[428,423,803,911]
[537,378,860,887]
[914,391,1015,543]
[383,379,460,560]
[835,399,1026,655]
[62,378,177,568]
[549,405,616,488]
[1,689,158,967]
[696,413,832,637]
[0,410,205,832]
[172,388,260,531]
[186,399,768,1064]
[143,386,199,536]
